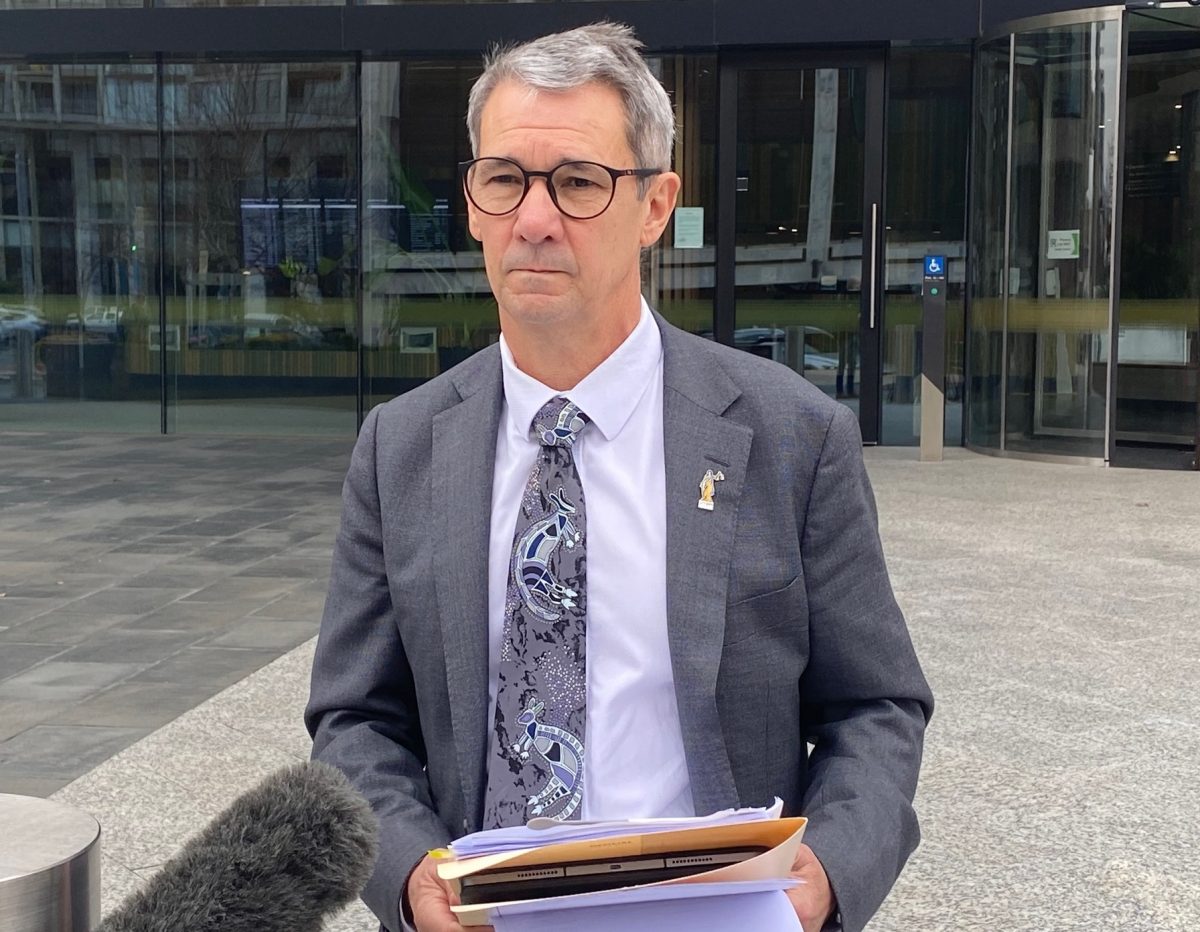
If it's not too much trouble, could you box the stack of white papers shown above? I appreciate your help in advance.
[488,880,802,932]
[449,798,785,857]
[439,799,807,931]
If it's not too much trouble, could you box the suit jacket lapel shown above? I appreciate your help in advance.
[432,351,503,833]
[658,315,753,814]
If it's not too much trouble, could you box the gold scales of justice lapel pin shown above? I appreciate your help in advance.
[697,468,725,511]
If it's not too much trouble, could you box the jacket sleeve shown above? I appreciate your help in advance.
[796,404,934,932]
[305,405,452,932]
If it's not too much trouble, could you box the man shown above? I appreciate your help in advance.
[306,22,932,932]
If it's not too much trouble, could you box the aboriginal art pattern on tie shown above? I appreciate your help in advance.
[483,397,590,829]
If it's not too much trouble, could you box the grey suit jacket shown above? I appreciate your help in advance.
[305,313,933,932]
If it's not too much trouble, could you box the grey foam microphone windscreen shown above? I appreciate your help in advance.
[97,760,379,932]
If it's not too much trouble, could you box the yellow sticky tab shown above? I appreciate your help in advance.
[428,847,453,860]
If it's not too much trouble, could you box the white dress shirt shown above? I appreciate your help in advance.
[488,299,694,820]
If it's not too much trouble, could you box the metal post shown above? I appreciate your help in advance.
[920,254,947,462]
[0,794,100,932]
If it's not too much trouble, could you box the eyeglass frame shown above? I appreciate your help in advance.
[458,157,665,220]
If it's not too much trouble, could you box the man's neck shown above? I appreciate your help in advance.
[502,303,642,391]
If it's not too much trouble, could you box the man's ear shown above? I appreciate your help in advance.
[640,171,682,248]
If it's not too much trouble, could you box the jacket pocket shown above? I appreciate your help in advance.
[722,574,805,648]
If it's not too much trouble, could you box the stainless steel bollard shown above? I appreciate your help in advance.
[0,794,101,932]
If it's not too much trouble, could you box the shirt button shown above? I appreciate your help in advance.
[462,818,469,833]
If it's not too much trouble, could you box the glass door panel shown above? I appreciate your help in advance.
[1117,14,1200,469]
[1003,24,1117,459]
[731,60,883,439]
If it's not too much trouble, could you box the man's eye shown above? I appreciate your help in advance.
[484,174,522,186]
[561,175,599,189]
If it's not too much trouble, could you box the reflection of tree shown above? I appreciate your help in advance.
[169,63,355,291]
[366,126,480,348]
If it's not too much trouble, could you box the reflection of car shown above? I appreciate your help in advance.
[242,312,323,347]
[0,306,50,342]
[65,306,124,336]
[730,326,839,369]
[733,326,784,352]
[800,351,838,370]
[186,324,225,348]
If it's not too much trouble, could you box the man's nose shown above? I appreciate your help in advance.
[512,176,563,242]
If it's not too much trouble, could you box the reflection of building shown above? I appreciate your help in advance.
[0,2,1196,466]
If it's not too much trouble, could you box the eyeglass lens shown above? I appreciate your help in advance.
[466,158,615,218]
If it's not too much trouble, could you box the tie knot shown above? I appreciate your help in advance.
[531,398,589,448]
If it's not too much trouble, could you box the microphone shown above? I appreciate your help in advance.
[97,760,379,932]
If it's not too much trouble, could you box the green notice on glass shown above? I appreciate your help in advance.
[1047,230,1080,260]
[673,207,704,249]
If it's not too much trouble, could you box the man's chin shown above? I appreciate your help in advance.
[499,291,575,324]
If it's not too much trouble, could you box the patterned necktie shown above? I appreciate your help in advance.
[483,397,590,829]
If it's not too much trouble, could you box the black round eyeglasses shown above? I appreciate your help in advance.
[459,157,664,220]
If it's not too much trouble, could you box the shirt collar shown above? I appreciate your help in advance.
[499,298,662,443]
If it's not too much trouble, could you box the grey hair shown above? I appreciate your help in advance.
[466,22,675,175]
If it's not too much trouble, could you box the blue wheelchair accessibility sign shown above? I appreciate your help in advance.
[924,255,946,279]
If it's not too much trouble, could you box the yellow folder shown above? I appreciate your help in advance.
[439,816,808,926]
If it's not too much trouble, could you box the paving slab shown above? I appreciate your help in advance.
[0,594,71,624]
[118,601,254,633]
[130,646,286,689]
[0,611,141,645]
[0,724,150,778]
[201,617,321,650]
[179,576,304,604]
[0,699,57,743]
[0,642,67,680]
[47,680,219,729]
[0,661,142,703]
[56,628,201,665]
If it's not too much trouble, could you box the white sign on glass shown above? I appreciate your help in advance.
[673,207,704,249]
[1047,230,1081,260]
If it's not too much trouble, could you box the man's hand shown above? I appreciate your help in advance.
[406,855,493,932]
[785,843,836,932]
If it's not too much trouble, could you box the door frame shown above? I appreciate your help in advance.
[715,49,887,443]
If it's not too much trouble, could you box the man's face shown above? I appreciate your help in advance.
[467,79,678,333]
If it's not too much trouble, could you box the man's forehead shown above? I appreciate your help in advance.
[482,79,625,124]
[478,80,631,159]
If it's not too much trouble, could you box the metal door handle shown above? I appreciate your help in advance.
[869,202,878,329]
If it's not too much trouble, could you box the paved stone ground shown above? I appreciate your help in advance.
[0,430,348,795]
[3,434,1199,930]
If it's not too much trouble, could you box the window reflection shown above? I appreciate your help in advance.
[650,56,716,338]
[733,66,866,415]
[361,60,492,413]
[161,61,357,435]
[0,63,160,428]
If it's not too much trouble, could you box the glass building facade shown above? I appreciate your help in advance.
[968,5,1200,468]
[0,0,1197,469]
